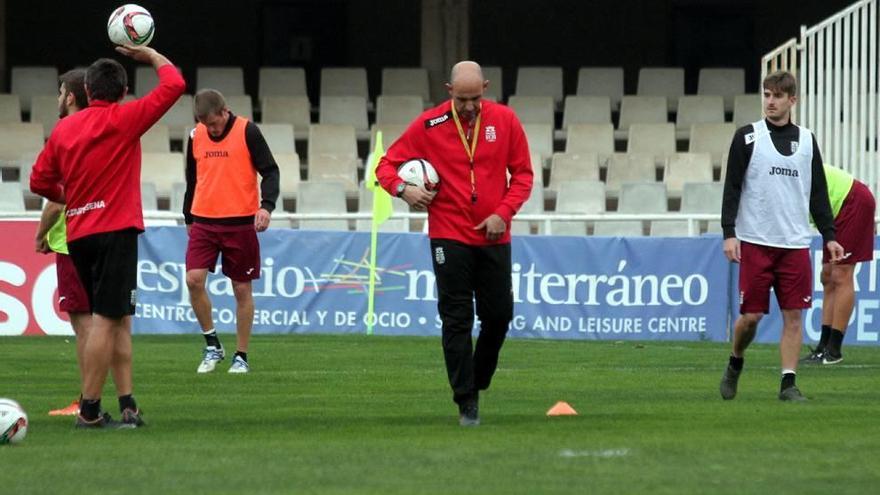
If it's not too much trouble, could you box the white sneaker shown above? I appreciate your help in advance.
[197,346,225,373]
[228,355,250,374]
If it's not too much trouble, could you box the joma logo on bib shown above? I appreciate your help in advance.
[769,166,799,177]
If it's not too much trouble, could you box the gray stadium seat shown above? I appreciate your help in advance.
[576,67,624,111]
[565,124,614,162]
[381,68,431,103]
[308,124,358,163]
[140,124,170,153]
[29,96,60,138]
[170,182,187,213]
[627,123,676,164]
[308,155,359,193]
[690,123,736,169]
[140,152,185,198]
[522,123,553,169]
[553,180,605,236]
[681,182,724,234]
[482,66,503,102]
[159,95,195,138]
[0,123,44,166]
[320,68,369,100]
[515,66,564,106]
[616,96,668,138]
[698,68,745,112]
[375,96,423,125]
[615,181,669,236]
[258,67,309,102]
[225,95,253,120]
[508,96,554,125]
[256,123,296,155]
[675,96,724,139]
[0,182,26,212]
[547,153,600,193]
[319,96,369,135]
[605,153,656,198]
[370,124,407,154]
[663,153,713,198]
[511,183,545,235]
[733,94,762,129]
[11,67,57,113]
[196,67,245,95]
[140,181,158,211]
[276,152,302,200]
[637,67,684,112]
[296,181,349,230]
[0,94,22,122]
[562,96,612,128]
[356,187,408,232]
[261,96,311,139]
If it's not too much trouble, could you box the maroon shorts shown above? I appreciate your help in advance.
[56,253,89,313]
[186,223,261,281]
[824,180,876,264]
[739,241,812,314]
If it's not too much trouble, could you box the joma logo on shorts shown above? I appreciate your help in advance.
[769,166,799,177]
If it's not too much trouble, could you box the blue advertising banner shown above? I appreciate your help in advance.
[728,237,880,346]
[133,228,731,342]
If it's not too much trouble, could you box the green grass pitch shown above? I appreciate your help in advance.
[1,334,879,494]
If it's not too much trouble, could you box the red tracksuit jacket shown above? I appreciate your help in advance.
[30,64,186,242]
[376,99,533,245]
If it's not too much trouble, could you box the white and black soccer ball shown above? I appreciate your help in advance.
[107,4,155,47]
[0,398,28,445]
[397,158,440,191]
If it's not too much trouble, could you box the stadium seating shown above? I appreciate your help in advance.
[553,180,605,236]
[225,95,254,120]
[482,66,503,101]
[370,124,407,153]
[140,152,185,198]
[698,68,745,112]
[0,123,44,166]
[296,181,349,230]
[256,123,296,155]
[375,96,423,126]
[308,154,359,193]
[308,124,358,164]
[159,95,195,138]
[381,68,431,103]
[675,96,724,139]
[522,123,554,168]
[681,181,724,233]
[356,187,408,232]
[561,96,612,128]
[616,96,667,138]
[511,182,545,235]
[275,152,302,200]
[508,96,554,125]
[0,182,26,212]
[169,182,187,213]
[627,123,675,163]
[565,124,614,161]
[637,67,684,112]
[733,94,762,129]
[577,67,624,111]
[258,67,309,102]
[0,94,22,122]
[320,68,369,100]
[196,67,246,95]
[663,153,714,198]
[515,66,564,106]
[260,96,311,139]
[615,181,669,236]
[141,182,158,211]
[547,153,600,194]
[141,124,171,153]
[11,66,57,113]
[689,123,736,169]
[319,96,369,136]
[605,152,656,198]
[29,96,60,138]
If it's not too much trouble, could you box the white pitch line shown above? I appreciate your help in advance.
[559,448,631,458]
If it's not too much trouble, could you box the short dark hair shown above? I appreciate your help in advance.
[194,89,227,121]
[763,70,798,97]
[85,58,127,102]
[59,69,88,109]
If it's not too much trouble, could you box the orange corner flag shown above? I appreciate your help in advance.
[546,401,578,416]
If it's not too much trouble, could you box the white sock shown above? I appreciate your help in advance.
[781,368,796,376]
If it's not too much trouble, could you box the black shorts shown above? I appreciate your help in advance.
[67,228,139,318]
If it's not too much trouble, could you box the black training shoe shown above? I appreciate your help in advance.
[822,350,843,365]
[719,365,741,400]
[778,386,807,402]
[75,412,134,429]
[459,402,480,427]
[799,347,825,364]
[121,408,146,427]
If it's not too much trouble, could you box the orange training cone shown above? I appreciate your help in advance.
[546,401,578,416]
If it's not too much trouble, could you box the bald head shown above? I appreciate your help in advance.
[447,61,488,121]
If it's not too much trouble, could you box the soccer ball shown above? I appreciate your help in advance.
[0,399,28,445]
[397,159,440,191]
[107,4,155,47]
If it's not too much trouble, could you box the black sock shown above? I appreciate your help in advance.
[729,355,744,371]
[118,394,137,413]
[828,329,845,355]
[234,351,248,363]
[817,325,832,352]
[781,372,796,390]
[80,398,101,420]
[203,330,221,348]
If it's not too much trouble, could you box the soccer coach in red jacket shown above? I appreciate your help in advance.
[376,61,533,426]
